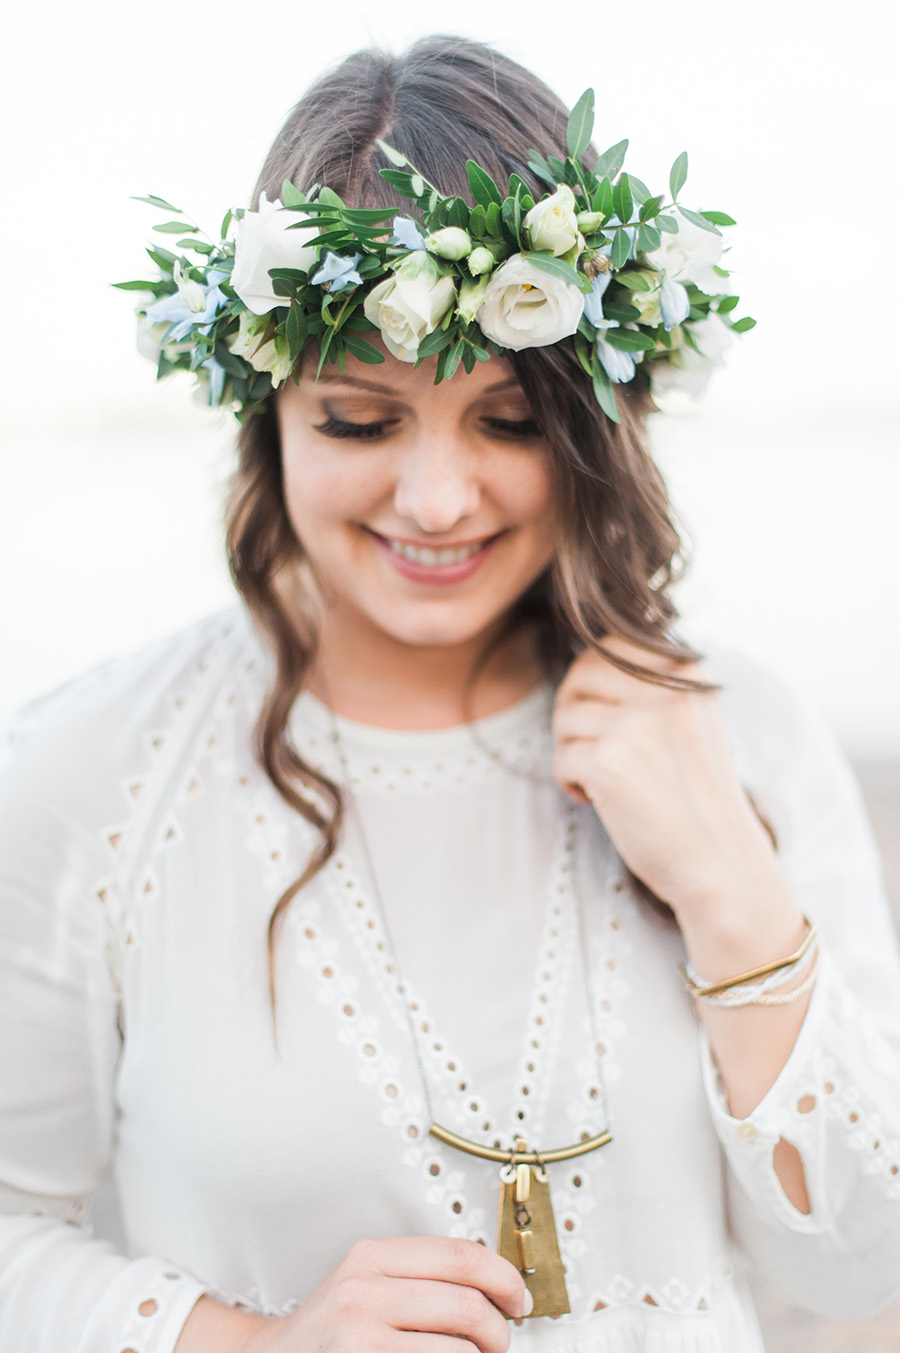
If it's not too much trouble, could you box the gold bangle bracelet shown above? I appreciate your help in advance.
[682,918,817,999]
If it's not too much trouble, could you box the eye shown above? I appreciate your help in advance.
[313,414,397,441]
[482,417,541,440]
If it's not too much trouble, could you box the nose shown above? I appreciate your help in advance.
[392,431,481,534]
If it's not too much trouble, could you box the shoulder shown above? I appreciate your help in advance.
[1,606,260,819]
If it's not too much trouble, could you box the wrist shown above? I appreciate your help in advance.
[674,871,806,986]
[174,1295,269,1353]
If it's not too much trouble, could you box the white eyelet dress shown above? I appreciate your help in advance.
[2,606,900,1353]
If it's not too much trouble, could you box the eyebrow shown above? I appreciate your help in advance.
[313,374,522,396]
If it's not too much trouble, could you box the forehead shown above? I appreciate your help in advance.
[292,343,524,407]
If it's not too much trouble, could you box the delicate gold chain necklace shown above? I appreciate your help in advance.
[326,701,613,1318]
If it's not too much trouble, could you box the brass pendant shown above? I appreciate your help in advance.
[496,1138,570,1318]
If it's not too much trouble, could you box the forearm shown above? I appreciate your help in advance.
[174,1295,269,1353]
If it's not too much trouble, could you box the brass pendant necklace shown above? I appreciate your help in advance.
[327,704,613,1318]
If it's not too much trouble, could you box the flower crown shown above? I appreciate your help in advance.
[117,90,754,424]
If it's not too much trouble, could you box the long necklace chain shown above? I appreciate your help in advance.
[324,700,613,1156]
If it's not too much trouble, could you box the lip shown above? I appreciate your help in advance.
[365,526,503,586]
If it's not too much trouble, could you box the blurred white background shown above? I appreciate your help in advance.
[1,0,897,752]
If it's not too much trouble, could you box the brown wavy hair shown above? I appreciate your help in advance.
[223,36,698,1013]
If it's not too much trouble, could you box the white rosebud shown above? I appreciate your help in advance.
[646,215,724,295]
[174,260,207,314]
[231,193,318,315]
[457,275,490,324]
[524,184,581,258]
[576,211,604,233]
[467,246,496,277]
[475,253,584,351]
[362,251,456,362]
[424,226,472,260]
[229,310,293,383]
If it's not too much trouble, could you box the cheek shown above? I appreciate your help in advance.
[281,452,383,536]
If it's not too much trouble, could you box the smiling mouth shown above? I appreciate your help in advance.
[368,530,501,568]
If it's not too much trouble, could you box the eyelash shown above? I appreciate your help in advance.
[313,415,540,441]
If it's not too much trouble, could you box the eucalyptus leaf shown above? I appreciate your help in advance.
[669,152,688,201]
[593,178,614,217]
[604,329,655,352]
[466,160,503,209]
[591,364,620,422]
[133,194,183,213]
[376,139,409,167]
[627,175,652,204]
[611,229,631,269]
[656,215,679,234]
[342,332,386,363]
[613,175,633,227]
[567,87,595,161]
[286,304,307,360]
[415,326,454,360]
[443,341,464,381]
[461,346,477,375]
[153,221,197,234]
[637,224,661,253]
[594,139,628,180]
[677,205,721,235]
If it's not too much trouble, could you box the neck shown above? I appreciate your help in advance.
[305,608,547,731]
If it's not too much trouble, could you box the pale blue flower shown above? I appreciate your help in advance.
[311,251,363,291]
[145,269,228,341]
[594,319,638,384]
[391,216,426,251]
[201,355,226,405]
[582,269,612,327]
[659,273,690,330]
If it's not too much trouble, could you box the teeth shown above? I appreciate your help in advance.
[386,539,486,566]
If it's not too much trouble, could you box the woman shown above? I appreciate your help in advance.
[2,36,900,1353]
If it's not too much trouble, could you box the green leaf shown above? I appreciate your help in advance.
[466,160,503,209]
[132,194,183,213]
[566,87,595,161]
[602,299,641,323]
[637,224,661,253]
[379,168,418,196]
[594,139,628,179]
[501,196,522,247]
[677,205,721,235]
[467,204,487,239]
[447,197,470,230]
[443,340,464,381]
[669,152,688,201]
[639,196,662,221]
[614,272,652,292]
[520,251,581,287]
[153,221,197,234]
[605,328,655,351]
[286,304,307,361]
[628,175,652,204]
[656,214,679,234]
[611,229,632,269]
[731,316,757,333]
[461,345,477,375]
[485,202,503,239]
[177,238,214,254]
[147,246,177,269]
[701,209,737,227]
[613,174,633,227]
[526,151,557,190]
[508,173,531,202]
[415,326,454,360]
[220,209,233,239]
[281,180,306,208]
[591,363,620,422]
[341,207,397,225]
[376,138,409,167]
[214,343,250,378]
[593,177,614,217]
[318,186,345,209]
[112,279,158,291]
[342,332,386,363]
[717,295,740,314]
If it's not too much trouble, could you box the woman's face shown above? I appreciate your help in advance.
[276,349,558,654]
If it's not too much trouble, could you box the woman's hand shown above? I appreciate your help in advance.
[552,638,804,970]
[238,1236,531,1353]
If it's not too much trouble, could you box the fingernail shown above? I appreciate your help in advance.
[522,1288,534,1317]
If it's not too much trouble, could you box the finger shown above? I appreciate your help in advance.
[385,1277,512,1353]
[553,699,616,743]
[346,1236,529,1320]
[397,1336,479,1353]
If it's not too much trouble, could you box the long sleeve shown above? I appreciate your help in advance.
[0,695,208,1353]
[703,651,900,1319]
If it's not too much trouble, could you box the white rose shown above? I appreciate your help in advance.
[524,184,581,258]
[363,252,456,362]
[231,193,318,315]
[649,314,732,402]
[229,310,293,383]
[646,216,724,295]
[475,254,584,351]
